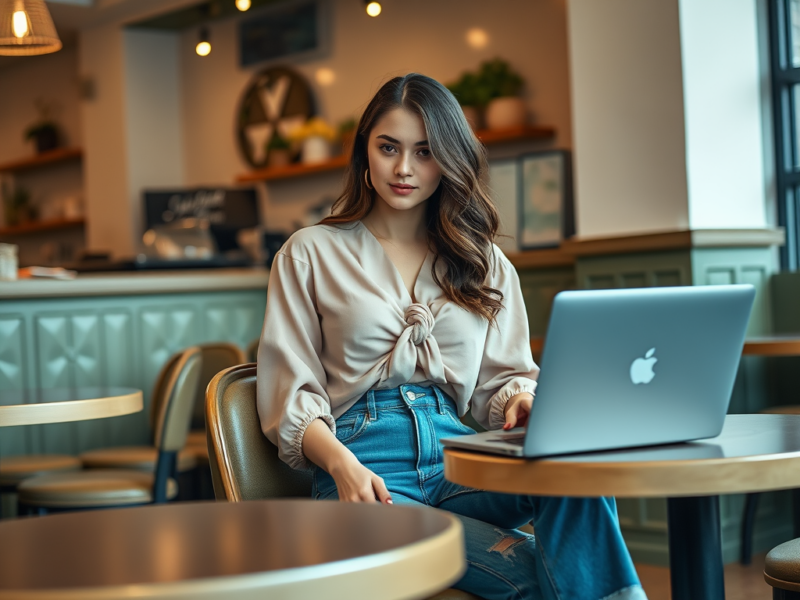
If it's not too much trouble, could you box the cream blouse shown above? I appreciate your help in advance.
[256,220,539,470]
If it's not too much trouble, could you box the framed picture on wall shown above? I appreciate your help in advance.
[517,150,574,249]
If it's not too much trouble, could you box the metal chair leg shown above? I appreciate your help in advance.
[741,492,760,565]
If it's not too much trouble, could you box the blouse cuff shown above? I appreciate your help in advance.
[487,378,538,430]
[287,412,336,471]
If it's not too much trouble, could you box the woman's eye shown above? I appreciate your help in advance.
[417,148,431,157]
[380,144,396,153]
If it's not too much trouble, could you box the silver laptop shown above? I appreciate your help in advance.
[441,284,755,458]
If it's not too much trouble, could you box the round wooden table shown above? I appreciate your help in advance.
[0,499,465,600]
[0,387,142,427]
[444,414,800,600]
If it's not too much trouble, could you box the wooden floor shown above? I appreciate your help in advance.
[636,553,771,600]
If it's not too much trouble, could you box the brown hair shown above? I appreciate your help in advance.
[320,73,503,323]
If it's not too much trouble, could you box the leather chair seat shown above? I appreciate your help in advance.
[80,446,198,472]
[18,470,178,508]
[765,538,800,592]
[0,455,81,487]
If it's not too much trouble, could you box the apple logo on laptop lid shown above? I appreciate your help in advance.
[630,348,657,384]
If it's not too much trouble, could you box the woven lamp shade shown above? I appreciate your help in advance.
[0,0,61,56]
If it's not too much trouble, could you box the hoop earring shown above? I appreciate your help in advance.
[364,169,374,190]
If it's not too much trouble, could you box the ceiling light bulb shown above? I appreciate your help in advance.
[366,2,381,17]
[235,0,251,11]
[12,10,29,38]
[196,41,211,56]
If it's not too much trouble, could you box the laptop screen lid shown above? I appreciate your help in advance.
[521,284,755,457]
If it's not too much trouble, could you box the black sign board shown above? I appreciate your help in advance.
[143,188,260,252]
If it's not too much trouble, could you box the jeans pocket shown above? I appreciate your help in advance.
[334,410,370,445]
[441,405,477,436]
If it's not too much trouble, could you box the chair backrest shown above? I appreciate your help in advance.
[245,338,259,363]
[154,346,203,453]
[206,363,312,501]
[148,351,185,434]
[191,343,247,429]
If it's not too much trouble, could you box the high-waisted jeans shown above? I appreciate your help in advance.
[312,383,647,600]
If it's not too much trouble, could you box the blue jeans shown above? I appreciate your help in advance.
[313,383,647,600]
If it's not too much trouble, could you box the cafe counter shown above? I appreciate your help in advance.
[0,268,268,459]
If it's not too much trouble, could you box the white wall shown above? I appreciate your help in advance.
[123,29,185,242]
[679,0,767,229]
[568,0,690,238]
[179,0,572,231]
[79,24,131,256]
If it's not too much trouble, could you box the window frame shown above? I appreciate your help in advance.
[769,0,800,270]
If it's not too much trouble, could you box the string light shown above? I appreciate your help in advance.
[365,1,381,17]
[235,0,251,11]
[196,27,211,56]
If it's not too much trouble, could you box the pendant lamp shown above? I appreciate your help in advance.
[0,0,61,56]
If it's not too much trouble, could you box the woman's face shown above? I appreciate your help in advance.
[366,107,442,212]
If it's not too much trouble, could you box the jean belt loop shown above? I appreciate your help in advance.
[367,389,377,421]
[432,385,447,415]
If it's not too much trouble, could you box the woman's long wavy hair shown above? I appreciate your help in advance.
[320,73,503,324]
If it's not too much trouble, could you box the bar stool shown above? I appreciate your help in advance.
[17,347,202,514]
[77,346,216,475]
[0,455,81,516]
[765,538,800,598]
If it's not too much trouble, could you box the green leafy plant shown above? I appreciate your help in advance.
[23,98,61,152]
[447,58,524,108]
[338,117,357,136]
[267,132,291,151]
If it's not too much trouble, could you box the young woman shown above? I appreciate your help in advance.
[257,73,647,600]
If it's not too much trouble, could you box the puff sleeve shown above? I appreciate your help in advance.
[470,247,540,430]
[256,252,335,470]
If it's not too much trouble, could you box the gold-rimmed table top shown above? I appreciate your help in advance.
[0,499,465,600]
[444,414,800,498]
[0,387,143,427]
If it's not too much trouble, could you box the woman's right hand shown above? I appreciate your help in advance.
[302,418,393,504]
[329,454,393,504]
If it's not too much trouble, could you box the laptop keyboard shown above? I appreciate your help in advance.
[492,434,526,446]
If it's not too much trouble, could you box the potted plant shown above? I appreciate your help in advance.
[338,117,358,157]
[24,98,61,154]
[287,117,337,165]
[446,73,484,130]
[477,58,526,130]
[266,132,292,168]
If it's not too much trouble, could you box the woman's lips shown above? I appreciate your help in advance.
[389,183,416,196]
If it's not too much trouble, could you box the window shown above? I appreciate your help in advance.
[769,0,800,269]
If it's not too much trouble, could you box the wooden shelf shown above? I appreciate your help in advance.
[0,147,83,174]
[506,247,575,269]
[474,125,556,144]
[237,154,350,183]
[0,218,85,236]
[236,125,556,183]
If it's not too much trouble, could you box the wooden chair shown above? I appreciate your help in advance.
[205,363,482,599]
[17,347,202,514]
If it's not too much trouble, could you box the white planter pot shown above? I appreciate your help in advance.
[485,97,527,130]
[301,135,331,164]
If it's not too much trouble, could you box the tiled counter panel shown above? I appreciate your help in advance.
[0,289,266,458]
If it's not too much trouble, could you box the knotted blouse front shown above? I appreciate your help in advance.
[256,220,539,469]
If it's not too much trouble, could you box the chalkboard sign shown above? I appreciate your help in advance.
[143,188,260,253]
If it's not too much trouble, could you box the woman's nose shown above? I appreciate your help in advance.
[395,153,413,177]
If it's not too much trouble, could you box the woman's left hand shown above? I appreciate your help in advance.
[503,392,533,430]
